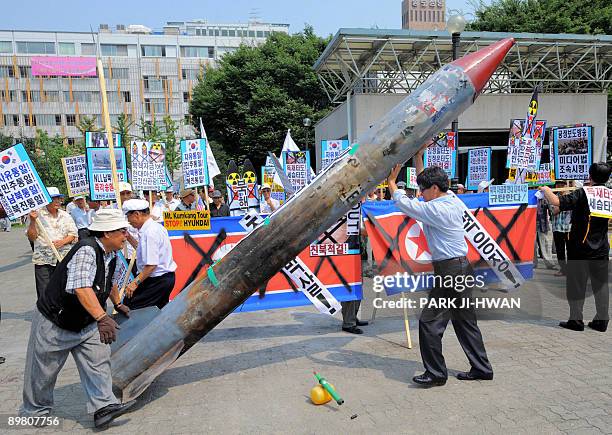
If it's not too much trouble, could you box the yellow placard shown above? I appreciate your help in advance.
[163,210,211,231]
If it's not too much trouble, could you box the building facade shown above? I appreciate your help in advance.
[0,20,289,143]
[401,0,446,31]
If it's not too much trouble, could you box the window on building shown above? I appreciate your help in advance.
[229,30,236,37]
[183,92,189,102]
[0,90,16,102]
[63,91,94,102]
[66,114,76,126]
[103,67,129,80]
[220,29,227,37]
[144,98,165,114]
[81,43,96,55]
[36,114,56,125]
[67,137,76,145]
[180,46,212,58]
[23,115,37,127]
[181,68,200,80]
[0,41,12,53]
[184,114,191,124]
[141,45,166,57]
[256,31,264,38]
[248,30,255,37]
[264,31,270,37]
[3,114,19,126]
[18,66,31,77]
[101,44,128,56]
[215,29,221,36]
[201,29,207,36]
[58,42,75,55]
[122,91,131,102]
[143,75,168,92]
[55,114,62,126]
[43,91,60,102]
[16,41,55,55]
[195,29,201,36]
[0,65,14,78]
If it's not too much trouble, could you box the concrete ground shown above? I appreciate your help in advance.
[0,228,611,434]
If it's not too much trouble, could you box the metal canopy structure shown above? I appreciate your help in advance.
[314,29,612,104]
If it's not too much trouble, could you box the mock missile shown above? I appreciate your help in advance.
[111,38,515,401]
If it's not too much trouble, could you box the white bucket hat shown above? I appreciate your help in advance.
[88,209,129,232]
[47,187,64,198]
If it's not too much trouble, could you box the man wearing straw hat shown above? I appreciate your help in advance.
[123,199,177,309]
[26,187,78,298]
[20,209,137,428]
[175,188,197,211]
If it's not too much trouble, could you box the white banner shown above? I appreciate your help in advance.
[130,141,168,191]
[61,155,89,197]
[584,186,612,219]
[452,193,525,290]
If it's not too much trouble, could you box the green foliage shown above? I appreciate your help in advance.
[76,115,99,142]
[114,113,134,146]
[189,26,332,167]
[162,115,180,178]
[468,0,612,34]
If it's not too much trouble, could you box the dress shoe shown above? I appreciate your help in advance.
[356,319,369,326]
[342,326,363,335]
[94,400,137,428]
[412,373,446,387]
[559,320,584,331]
[587,320,608,332]
[456,371,494,381]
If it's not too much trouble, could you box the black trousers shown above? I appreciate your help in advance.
[553,231,568,274]
[566,259,609,322]
[124,272,175,310]
[34,264,56,299]
[341,300,361,328]
[419,256,493,379]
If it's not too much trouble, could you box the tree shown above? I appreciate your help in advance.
[162,115,180,178]
[76,115,99,142]
[114,113,134,147]
[468,0,612,139]
[468,0,612,34]
[189,26,332,168]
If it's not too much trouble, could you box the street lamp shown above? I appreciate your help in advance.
[447,12,466,192]
[303,117,312,152]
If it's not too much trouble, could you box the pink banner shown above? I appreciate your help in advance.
[31,56,97,77]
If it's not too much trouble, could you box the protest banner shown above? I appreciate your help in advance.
[85,146,128,201]
[321,139,350,170]
[167,215,360,312]
[553,125,592,180]
[424,131,456,178]
[506,119,546,169]
[61,155,88,197]
[310,203,361,257]
[583,185,612,219]
[283,150,311,192]
[0,143,51,219]
[115,251,134,293]
[130,141,168,191]
[85,131,122,148]
[406,167,418,189]
[163,210,211,231]
[466,148,491,191]
[362,192,535,295]
[508,162,555,187]
[31,56,97,77]
[180,139,209,189]
[261,156,285,204]
[509,137,539,171]
[489,184,529,205]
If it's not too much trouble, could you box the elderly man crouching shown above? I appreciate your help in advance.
[20,209,137,428]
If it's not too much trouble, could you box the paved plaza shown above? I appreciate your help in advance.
[1,229,611,434]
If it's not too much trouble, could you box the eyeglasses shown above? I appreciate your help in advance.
[111,228,128,235]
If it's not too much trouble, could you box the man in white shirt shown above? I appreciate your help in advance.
[122,199,177,309]
[387,145,493,387]
[163,187,180,212]
[259,183,280,214]
[70,196,90,240]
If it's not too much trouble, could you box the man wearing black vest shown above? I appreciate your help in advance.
[540,162,611,332]
[20,209,137,428]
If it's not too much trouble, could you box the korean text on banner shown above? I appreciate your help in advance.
[584,186,612,219]
[31,56,97,77]
[467,148,491,191]
[489,184,529,205]
[506,119,546,169]
[61,155,88,197]
[130,141,168,191]
[180,139,210,188]
[321,139,350,171]
[0,143,51,219]
[424,132,456,178]
[283,150,311,192]
[406,167,418,189]
[553,125,592,180]
[85,146,128,201]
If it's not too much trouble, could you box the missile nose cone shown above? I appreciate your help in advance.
[452,37,515,94]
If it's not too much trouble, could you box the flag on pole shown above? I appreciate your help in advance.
[200,118,221,180]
